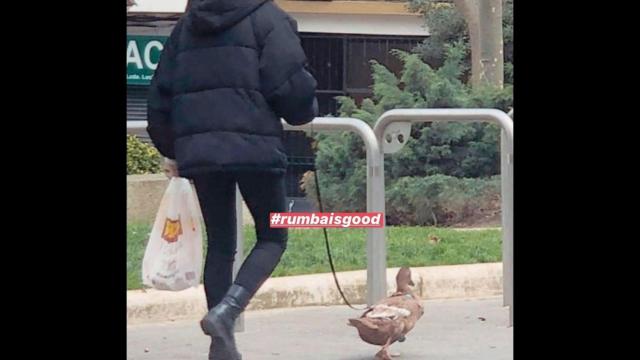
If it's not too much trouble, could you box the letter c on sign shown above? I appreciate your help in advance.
[144,41,164,71]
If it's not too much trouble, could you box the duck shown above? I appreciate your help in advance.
[348,267,424,360]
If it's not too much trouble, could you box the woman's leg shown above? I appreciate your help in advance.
[192,173,237,310]
[200,171,287,359]
[233,171,288,296]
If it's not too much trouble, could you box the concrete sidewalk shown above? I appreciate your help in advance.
[127,296,512,360]
[128,263,503,324]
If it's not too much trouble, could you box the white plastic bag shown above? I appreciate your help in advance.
[142,177,203,291]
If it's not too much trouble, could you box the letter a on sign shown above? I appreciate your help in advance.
[127,40,143,69]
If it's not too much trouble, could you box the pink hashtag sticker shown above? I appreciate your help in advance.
[269,212,384,228]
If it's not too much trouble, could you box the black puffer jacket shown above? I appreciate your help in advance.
[147,0,318,177]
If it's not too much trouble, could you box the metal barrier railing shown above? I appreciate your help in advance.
[372,108,513,327]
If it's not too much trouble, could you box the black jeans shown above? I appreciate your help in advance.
[193,171,288,310]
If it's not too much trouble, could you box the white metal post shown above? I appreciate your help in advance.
[282,118,387,305]
[373,109,513,327]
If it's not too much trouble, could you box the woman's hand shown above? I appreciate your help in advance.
[163,158,179,178]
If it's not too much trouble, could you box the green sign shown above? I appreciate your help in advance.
[127,35,168,85]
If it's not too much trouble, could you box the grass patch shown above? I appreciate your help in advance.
[127,224,501,290]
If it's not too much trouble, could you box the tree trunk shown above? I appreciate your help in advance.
[478,0,504,88]
[452,0,481,87]
[453,0,504,89]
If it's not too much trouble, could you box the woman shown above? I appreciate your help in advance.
[146,0,318,359]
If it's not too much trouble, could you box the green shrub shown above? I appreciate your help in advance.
[386,175,501,226]
[127,134,162,175]
[302,171,500,227]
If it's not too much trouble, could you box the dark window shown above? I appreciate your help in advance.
[127,85,149,122]
[301,37,344,91]
[346,37,421,93]
[346,38,384,91]
[301,35,346,117]
[316,91,343,115]
[387,38,420,73]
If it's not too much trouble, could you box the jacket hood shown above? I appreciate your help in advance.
[186,0,269,34]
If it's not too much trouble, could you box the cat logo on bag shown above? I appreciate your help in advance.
[162,217,183,243]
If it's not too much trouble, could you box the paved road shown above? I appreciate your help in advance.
[127,296,512,360]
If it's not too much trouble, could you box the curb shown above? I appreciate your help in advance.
[127,262,503,324]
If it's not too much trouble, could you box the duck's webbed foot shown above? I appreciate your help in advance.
[374,338,393,360]
[374,349,393,360]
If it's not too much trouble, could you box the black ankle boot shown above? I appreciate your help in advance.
[209,337,241,360]
[201,284,251,360]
